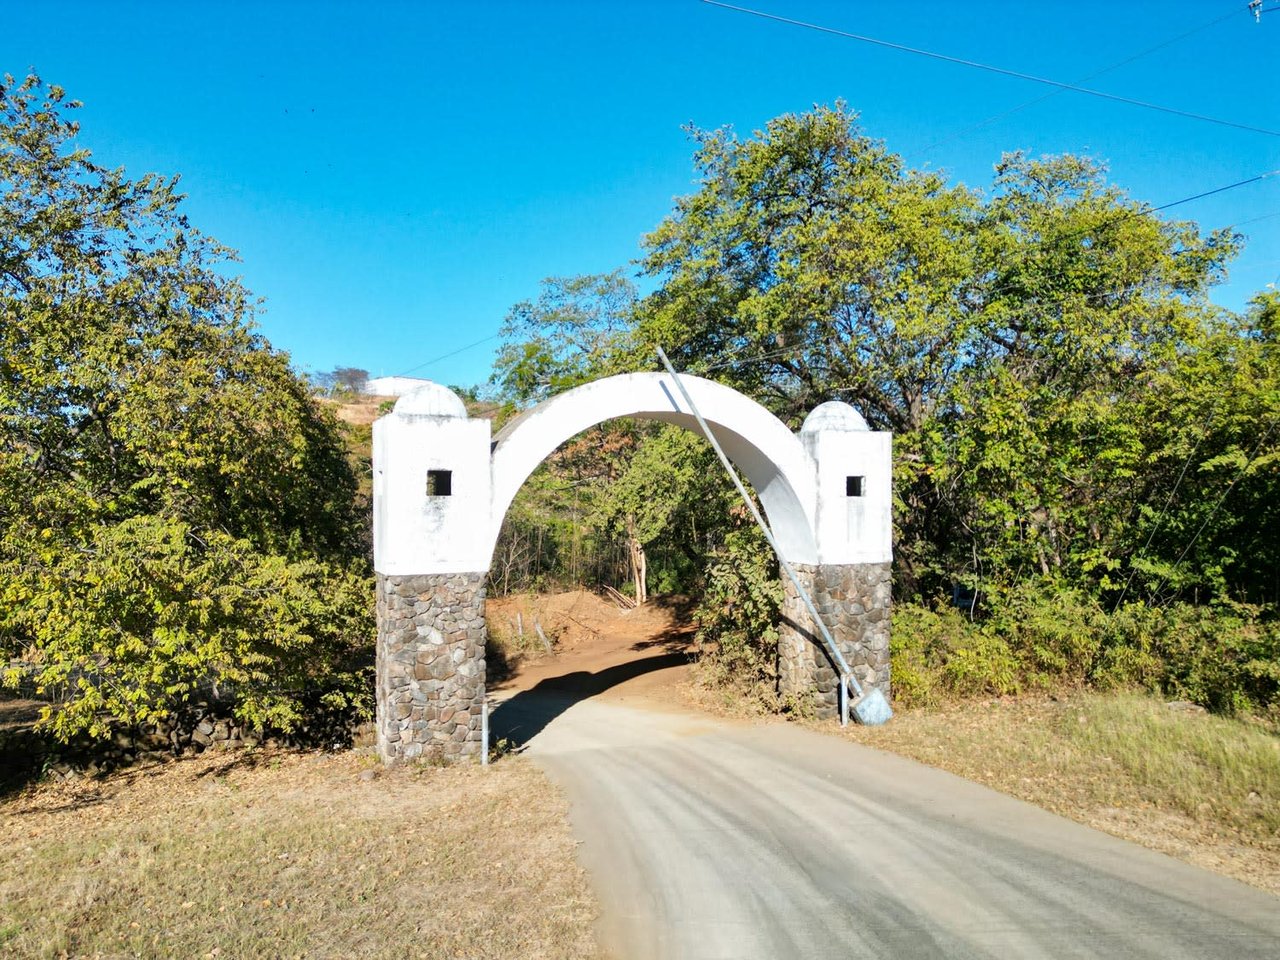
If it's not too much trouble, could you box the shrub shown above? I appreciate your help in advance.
[942,632,1022,696]
[692,526,783,703]
[1,516,372,741]
[892,584,1279,716]
[1098,601,1280,715]
[986,581,1104,686]
[888,603,969,706]
[0,76,372,740]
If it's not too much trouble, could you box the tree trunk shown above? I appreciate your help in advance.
[625,514,647,605]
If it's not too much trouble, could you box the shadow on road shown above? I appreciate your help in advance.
[489,651,690,750]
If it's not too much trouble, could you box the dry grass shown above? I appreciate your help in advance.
[0,749,601,959]
[826,692,1280,894]
[316,395,389,426]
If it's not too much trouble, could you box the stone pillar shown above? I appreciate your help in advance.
[778,562,891,717]
[376,572,487,763]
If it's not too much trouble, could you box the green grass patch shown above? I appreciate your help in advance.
[1066,694,1280,837]
[830,691,1280,893]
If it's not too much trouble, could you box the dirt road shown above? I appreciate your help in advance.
[488,599,1280,959]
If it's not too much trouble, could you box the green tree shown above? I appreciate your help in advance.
[0,75,371,739]
[588,427,733,604]
[637,104,1241,603]
[488,272,649,596]
[1115,293,1280,605]
[490,270,638,406]
[639,103,983,431]
[480,104,1275,710]
[928,153,1242,600]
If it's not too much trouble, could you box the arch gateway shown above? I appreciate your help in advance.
[372,373,892,763]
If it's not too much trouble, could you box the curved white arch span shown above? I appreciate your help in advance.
[370,375,894,762]
[372,375,890,576]
[490,372,819,563]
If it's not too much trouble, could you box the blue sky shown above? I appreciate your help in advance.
[3,1,1277,388]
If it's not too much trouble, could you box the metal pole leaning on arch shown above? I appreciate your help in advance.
[655,348,892,726]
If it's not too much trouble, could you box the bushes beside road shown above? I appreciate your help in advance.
[892,585,1280,717]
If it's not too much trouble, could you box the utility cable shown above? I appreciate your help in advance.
[1148,169,1280,214]
[393,332,502,378]
[393,7,1277,388]
[700,1,1280,138]
[1232,208,1280,227]
[920,3,1268,153]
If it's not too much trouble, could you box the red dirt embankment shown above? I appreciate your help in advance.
[486,590,696,704]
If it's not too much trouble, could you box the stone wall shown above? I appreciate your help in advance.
[375,572,487,763]
[778,562,891,717]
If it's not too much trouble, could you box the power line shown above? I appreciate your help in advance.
[1149,169,1280,213]
[1232,209,1280,228]
[701,1,1280,138]
[920,4,1251,153]
[393,332,502,378]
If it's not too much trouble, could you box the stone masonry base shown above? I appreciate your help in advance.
[375,563,890,760]
[376,572,487,764]
[778,562,891,718]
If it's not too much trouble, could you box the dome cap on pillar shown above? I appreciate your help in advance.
[801,400,869,433]
[393,382,468,419]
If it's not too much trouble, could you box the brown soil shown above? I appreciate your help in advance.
[320,394,502,427]
[487,589,696,705]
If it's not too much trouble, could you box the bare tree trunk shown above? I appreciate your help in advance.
[625,514,647,605]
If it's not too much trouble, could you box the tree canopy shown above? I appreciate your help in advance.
[492,103,1278,712]
[0,75,371,739]
[632,103,1265,606]
[490,270,638,406]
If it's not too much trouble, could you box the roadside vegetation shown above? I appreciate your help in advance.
[5,72,1276,749]
[1,75,373,742]
[485,103,1279,730]
[890,588,1280,716]
[473,101,1280,892]
[0,749,600,959]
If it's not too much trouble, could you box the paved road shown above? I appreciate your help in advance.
[491,680,1280,960]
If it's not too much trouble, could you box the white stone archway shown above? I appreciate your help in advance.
[372,373,892,763]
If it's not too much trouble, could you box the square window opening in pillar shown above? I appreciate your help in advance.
[846,476,865,497]
[426,469,453,497]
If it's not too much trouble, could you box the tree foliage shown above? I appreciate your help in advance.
[640,103,984,431]
[636,103,1266,609]
[492,103,1278,712]
[490,270,638,406]
[0,75,371,738]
